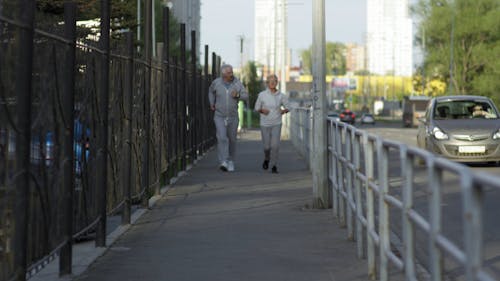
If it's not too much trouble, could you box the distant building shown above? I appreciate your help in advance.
[169,0,200,57]
[366,0,413,76]
[254,0,287,77]
[345,43,366,73]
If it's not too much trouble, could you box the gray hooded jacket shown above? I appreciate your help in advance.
[208,77,248,118]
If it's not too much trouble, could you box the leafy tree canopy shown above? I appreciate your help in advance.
[299,42,346,75]
[241,61,263,107]
[413,0,500,103]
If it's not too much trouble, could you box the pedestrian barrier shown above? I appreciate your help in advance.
[290,106,500,281]
[0,3,218,280]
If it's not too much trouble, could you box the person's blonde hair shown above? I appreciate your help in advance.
[266,74,278,83]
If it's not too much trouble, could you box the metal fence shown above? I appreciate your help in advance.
[0,2,218,280]
[290,106,500,281]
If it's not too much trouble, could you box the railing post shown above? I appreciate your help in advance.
[400,145,416,280]
[353,131,363,259]
[377,137,389,281]
[96,0,110,248]
[329,121,338,219]
[363,133,376,279]
[122,31,134,225]
[427,159,443,281]
[346,127,354,240]
[13,1,35,279]
[461,170,483,281]
[60,2,77,275]
[337,125,346,226]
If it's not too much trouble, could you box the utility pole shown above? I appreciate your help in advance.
[280,0,289,139]
[280,0,287,94]
[311,0,328,208]
[448,0,455,95]
[273,0,278,74]
[421,26,426,95]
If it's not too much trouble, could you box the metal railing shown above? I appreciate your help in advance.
[0,2,219,280]
[290,106,500,281]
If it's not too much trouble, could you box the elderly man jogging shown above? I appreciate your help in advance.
[208,64,248,172]
[254,74,290,174]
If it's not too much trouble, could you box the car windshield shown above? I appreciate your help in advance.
[434,100,499,120]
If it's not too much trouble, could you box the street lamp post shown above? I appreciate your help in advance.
[437,0,456,95]
[448,0,455,95]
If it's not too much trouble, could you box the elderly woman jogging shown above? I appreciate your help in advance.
[254,74,290,174]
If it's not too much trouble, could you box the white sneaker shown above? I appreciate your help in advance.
[219,161,228,172]
[227,161,235,172]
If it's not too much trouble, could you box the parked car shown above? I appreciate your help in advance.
[328,112,340,122]
[360,113,375,125]
[339,109,356,125]
[416,95,500,163]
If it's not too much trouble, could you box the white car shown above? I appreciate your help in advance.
[328,112,340,122]
[360,113,375,125]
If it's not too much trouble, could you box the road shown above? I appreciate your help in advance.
[355,121,500,279]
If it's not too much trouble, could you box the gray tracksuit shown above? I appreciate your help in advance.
[254,89,290,167]
[208,77,248,164]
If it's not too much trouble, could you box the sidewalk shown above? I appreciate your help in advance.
[38,130,377,281]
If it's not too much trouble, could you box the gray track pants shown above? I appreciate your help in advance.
[214,115,239,164]
[260,124,282,167]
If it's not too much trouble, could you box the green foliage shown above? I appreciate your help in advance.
[300,48,312,74]
[35,0,136,35]
[326,42,347,75]
[33,0,185,59]
[299,42,346,75]
[240,61,264,108]
[414,0,500,101]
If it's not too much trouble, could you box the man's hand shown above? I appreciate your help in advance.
[231,90,240,98]
[210,104,215,111]
[260,108,270,115]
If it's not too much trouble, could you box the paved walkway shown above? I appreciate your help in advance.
[37,130,381,281]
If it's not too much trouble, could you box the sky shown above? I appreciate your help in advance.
[200,0,367,68]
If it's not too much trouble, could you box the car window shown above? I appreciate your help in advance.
[434,100,498,120]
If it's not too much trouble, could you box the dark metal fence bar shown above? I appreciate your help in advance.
[141,0,152,208]
[12,1,35,280]
[60,2,77,275]
[191,30,197,162]
[180,24,187,170]
[96,0,111,248]
[122,31,134,225]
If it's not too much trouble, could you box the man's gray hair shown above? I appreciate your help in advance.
[220,64,233,75]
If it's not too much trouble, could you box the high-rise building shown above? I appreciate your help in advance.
[366,0,413,76]
[345,43,366,74]
[254,0,287,78]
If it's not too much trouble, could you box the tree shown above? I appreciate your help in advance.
[36,0,137,35]
[240,61,263,108]
[34,0,184,59]
[413,0,500,102]
[299,42,346,75]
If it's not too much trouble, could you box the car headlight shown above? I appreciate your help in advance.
[493,129,500,140]
[432,127,448,140]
